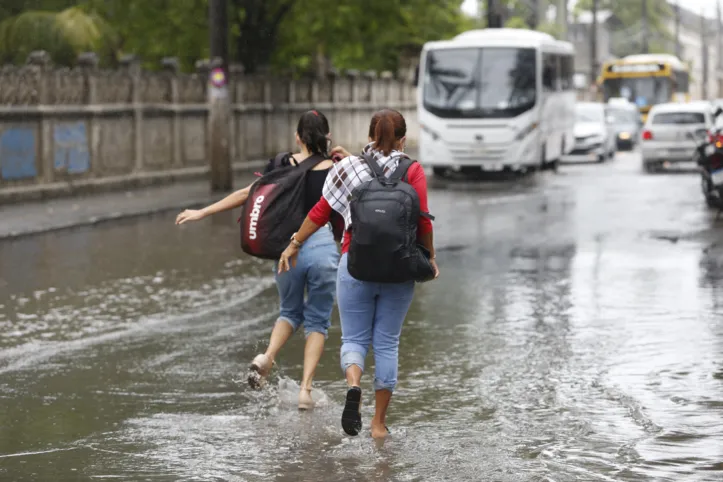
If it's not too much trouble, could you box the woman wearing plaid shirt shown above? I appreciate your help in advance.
[278,109,439,439]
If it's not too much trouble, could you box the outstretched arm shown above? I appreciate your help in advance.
[176,183,253,225]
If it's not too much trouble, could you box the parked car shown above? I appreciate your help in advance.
[607,101,642,150]
[563,102,616,163]
[640,102,713,172]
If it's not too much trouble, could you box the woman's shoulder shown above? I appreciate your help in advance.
[311,158,335,171]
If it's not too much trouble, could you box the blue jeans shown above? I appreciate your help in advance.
[337,254,415,392]
[274,227,339,337]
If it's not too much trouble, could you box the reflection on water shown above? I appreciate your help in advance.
[1,164,723,480]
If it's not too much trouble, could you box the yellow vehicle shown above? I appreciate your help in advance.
[600,54,691,122]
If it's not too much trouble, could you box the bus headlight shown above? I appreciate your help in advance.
[420,124,440,141]
[618,132,631,140]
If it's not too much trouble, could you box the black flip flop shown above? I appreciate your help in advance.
[341,387,362,436]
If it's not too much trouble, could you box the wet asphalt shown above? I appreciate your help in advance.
[0,149,722,481]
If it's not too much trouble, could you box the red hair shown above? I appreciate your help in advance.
[369,109,406,156]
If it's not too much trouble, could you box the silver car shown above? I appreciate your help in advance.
[564,102,617,163]
[641,102,713,172]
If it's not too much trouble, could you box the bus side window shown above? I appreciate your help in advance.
[543,54,555,92]
[560,55,573,90]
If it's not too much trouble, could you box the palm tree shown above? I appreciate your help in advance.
[0,6,118,66]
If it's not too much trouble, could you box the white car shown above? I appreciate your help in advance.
[563,102,617,163]
[640,102,713,172]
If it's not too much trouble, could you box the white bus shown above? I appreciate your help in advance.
[417,29,576,176]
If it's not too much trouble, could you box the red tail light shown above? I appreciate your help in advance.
[642,130,653,141]
[708,130,723,148]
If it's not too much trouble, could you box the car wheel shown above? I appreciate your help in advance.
[643,161,657,173]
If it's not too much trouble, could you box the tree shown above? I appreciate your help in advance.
[273,0,472,75]
[83,0,208,71]
[0,6,117,65]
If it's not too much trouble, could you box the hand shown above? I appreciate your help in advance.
[278,243,300,273]
[331,145,351,161]
[176,209,205,225]
[431,259,440,279]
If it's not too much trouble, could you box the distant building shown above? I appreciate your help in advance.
[667,4,722,100]
[567,10,617,89]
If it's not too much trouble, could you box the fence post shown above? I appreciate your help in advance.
[207,56,232,191]
[120,55,143,172]
[27,51,52,184]
[161,57,182,168]
[380,71,394,106]
[77,52,98,180]
[345,69,360,151]
[229,62,244,164]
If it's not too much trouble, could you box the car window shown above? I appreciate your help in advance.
[651,112,706,125]
[575,104,603,123]
[608,107,637,124]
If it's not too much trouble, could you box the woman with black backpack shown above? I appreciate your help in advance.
[278,109,439,439]
[176,111,340,410]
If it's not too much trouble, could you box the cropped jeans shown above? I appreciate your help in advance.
[274,227,339,337]
[337,254,415,392]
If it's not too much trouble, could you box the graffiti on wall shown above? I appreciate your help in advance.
[0,127,37,180]
[54,121,90,174]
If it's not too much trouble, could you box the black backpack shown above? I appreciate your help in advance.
[347,152,435,283]
[240,153,325,259]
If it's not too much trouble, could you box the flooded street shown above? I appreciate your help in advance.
[1,151,722,481]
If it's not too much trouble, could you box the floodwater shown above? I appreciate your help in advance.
[1,151,722,481]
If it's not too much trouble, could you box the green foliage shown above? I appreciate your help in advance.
[1,0,472,74]
[83,0,209,72]
[0,6,117,65]
[274,0,471,74]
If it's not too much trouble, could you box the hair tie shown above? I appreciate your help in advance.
[311,110,319,116]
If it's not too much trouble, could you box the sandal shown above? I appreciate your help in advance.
[341,387,363,436]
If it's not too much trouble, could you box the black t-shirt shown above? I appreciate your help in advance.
[263,154,330,216]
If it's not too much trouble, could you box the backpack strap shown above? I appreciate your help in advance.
[294,153,327,172]
[389,156,415,182]
[392,155,437,221]
[361,151,386,179]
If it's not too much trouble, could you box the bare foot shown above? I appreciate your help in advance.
[370,420,390,439]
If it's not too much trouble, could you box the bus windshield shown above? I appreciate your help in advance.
[423,47,537,119]
[603,77,671,107]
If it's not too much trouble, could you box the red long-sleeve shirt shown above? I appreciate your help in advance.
[308,161,433,254]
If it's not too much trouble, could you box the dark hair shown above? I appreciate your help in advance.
[297,110,330,157]
[369,109,406,156]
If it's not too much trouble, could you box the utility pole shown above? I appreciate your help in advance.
[557,0,568,40]
[591,0,598,90]
[641,0,649,54]
[487,0,502,28]
[718,0,722,97]
[702,9,709,100]
[208,0,232,192]
[529,0,540,29]
[674,2,681,58]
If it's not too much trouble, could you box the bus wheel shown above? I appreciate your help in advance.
[539,143,548,170]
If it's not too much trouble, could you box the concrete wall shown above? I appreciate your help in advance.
[0,55,418,203]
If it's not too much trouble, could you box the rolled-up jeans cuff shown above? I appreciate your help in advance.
[276,317,300,332]
[374,379,396,393]
[340,349,366,374]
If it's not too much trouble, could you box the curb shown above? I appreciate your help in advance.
[0,196,220,241]
[0,160,266,206]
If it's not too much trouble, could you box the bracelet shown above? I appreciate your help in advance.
[290,233,303,248]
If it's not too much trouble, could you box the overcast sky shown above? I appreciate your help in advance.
[461,0,721,19]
